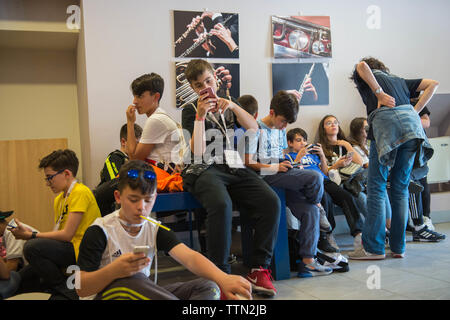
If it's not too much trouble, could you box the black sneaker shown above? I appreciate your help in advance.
[408,180,424,194]
[316,251,349,273]
[412,226,446,242]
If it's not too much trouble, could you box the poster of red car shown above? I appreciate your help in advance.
[272,15,332,59]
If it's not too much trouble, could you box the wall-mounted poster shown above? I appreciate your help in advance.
[174,10,239,58]
[175,61,240,109]
[272,63,329,106]
[272,16,332,59]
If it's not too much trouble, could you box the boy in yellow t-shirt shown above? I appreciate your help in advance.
[10,149,100,299]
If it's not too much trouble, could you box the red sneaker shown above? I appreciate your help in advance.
[246,267,277,296]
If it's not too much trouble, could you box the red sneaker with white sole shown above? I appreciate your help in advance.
[246,267,277,297]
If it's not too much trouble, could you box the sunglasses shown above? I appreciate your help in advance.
[45,169,65,183]
[127,169,156,181]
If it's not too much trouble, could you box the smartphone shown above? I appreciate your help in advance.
[7,222,17,229]
[199,86,216,99]
[292,162,302,168]
[307,144,319,154]
[345,151,354,158]
[133,245,150,256]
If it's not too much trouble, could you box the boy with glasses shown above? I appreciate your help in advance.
[9,149,101,299]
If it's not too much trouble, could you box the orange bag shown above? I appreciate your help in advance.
[150,164,184,193]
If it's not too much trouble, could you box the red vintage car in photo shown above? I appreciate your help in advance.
[272,15,332,59]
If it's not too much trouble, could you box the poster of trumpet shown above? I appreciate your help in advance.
[175,61,240,109]
[272,15,332,59]
[272,63,329,106]
[174,10,239,58]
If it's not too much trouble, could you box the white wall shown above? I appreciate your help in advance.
[0,47,83,180]
[79,0,450,188]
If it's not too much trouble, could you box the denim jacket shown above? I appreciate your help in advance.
[368,104,433,168]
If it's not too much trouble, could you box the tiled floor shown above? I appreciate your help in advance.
[7,222,450,300]
[158,222,450,300]
[271,222,450,300]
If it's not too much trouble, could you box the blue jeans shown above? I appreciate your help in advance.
[0,271,21,299]
[356,190,392,223]
[363,139,419,255]
[264,168,323,258]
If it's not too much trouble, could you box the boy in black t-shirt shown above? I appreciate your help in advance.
[181,59,281,296]
[98,123,143,186]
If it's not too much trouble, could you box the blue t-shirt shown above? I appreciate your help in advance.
[285,152,329,180]
[246,120,288,163]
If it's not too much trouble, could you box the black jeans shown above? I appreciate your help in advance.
[187,164,281,273]
[18,238,77,299]
[324,179,362,237]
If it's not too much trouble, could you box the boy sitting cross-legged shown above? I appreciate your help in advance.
[76,160,252,300]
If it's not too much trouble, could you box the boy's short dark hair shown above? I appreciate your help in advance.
[237,95,258,116]
[120,123,143,141]
[287,128,308,142]
[185,59,215,84]
[117,160,157,195]
[270,90,299,124]
[131,73,164,102]
[38,149,79,177]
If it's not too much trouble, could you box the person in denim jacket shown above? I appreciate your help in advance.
[349,57,437,259]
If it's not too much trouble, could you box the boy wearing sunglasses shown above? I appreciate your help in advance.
[9,149,101,299]
[76,160,252,300]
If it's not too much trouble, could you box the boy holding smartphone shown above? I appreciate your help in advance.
[181,59,281,296]
[76,160,252,300]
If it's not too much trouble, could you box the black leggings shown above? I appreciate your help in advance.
[18,238,77,298]
[324,179,362,237]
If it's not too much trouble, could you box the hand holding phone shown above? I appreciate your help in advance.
[199,87,218,113]
[307,144,320,154]
[345,151,354,159]
[133,245,150,256]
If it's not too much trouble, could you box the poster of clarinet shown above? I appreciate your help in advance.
[272,16,332,59]
[175,61,240,109]
[272,63,329,106]
[173,10,239,58]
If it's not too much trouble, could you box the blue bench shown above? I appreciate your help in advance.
[152,192,202,248]
[152,188,291,280]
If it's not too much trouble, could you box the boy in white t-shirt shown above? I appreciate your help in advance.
[125,73,186,171]
[76,160,252,300]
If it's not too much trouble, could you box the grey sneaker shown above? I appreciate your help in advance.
[326,233,340,251]
[297,258,333,278]
[348,248,385,260]
[318,204,332,232]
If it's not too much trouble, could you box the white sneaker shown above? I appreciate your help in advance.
[423,216,435,231]
[326,233,340,251]
[353,233,363,250]
[348,248,385,260]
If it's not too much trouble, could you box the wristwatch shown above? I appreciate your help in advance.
[374,87,383,94]
[31,231,38,239]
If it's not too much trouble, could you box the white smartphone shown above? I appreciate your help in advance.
[133,245,150,256]
[346,151,354,158]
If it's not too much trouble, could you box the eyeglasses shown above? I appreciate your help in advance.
[127,169,156,181]
[324,120,339,127]
[45,169,65,183]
